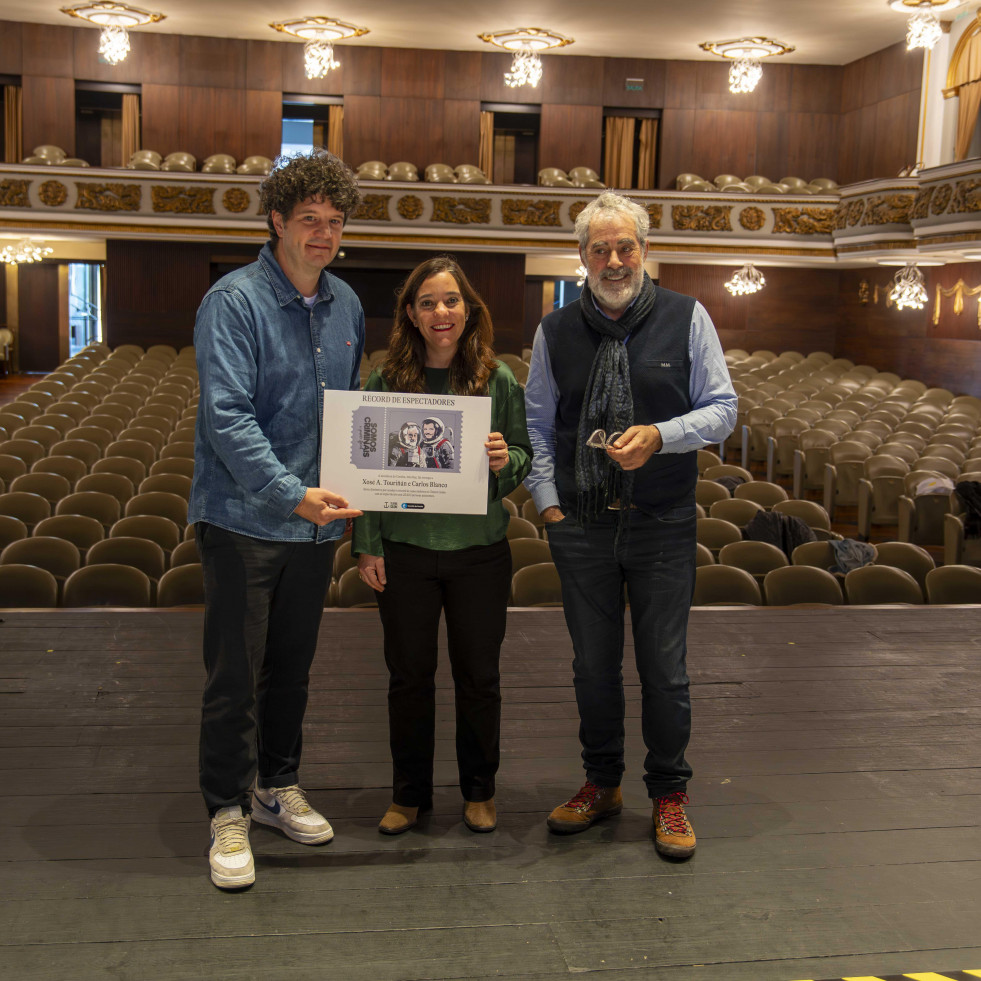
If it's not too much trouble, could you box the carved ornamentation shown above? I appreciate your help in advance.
[773,207,835,235]
[75,182,142,212]
[569,201,588,223]
[858,279,870,305]
[0,179,30,208]
[671,205,732,232]
[353,193,391,221]
[931,183,953,215]
[911,187,934,221]
[645,203,662,228]
[948,178,981,214]
[859,194,914,226]
[396,195,424,220]
[151,186,216,214]
[431,196,491,224]
[221,188,250,213]
[833,202,849,231]
[502,198,561,226]
[739,207,766,231]
[846,200,866,226]
[38,180,68,207]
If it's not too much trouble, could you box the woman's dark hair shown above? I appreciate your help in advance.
[382,256,497,397]
[259,148,361,246]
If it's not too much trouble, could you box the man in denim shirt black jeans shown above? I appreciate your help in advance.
[188,150,364,889]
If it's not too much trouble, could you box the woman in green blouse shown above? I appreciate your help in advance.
[353,255,532,836]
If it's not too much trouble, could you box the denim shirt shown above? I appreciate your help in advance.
[188,243,365,543]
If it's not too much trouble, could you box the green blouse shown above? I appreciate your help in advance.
[352,362,532,555]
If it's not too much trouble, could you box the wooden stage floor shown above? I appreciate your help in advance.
[1,607,980,981]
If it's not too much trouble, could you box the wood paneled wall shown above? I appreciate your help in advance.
[0,19,922,187]
[838,42,923,185]
[16,263,61,371]
[658,264,840,355]
[837,264,981,397]
[105,240,210,350]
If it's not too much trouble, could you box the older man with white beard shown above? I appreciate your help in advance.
[523,190,736,859]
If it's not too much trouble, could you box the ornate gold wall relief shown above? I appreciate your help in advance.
[151,186,216,214]
[221,188,251,214]
[502,199,561,226]
[773,207,834,235]
[833,202,849,230]
[931,184,953,215]
[858,194,913,226]
[396,195,424,220]
[911,187,934,221]
[846,200,866,226]
[645,203,663,229]
[671,205,732,232]
[569,201,587,223]
[948,178,981,214]
[0,179,31,208]
[76,182,141,212]
[431,197,491,224]
[38,180,68,207]
[739,207,766,231]
[353,194,391,221]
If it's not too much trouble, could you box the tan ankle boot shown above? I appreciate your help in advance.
[378,802,419,835]
[463,798,497,832]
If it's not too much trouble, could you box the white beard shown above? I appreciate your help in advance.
[588,267,642,313]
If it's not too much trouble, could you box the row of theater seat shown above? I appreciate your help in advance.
[0,342,205,607]
[694,561,981,606]
[724,349,981,554]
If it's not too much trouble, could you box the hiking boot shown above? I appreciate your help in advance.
[546,781,622,834]
[653,791,696,859]
[209,806,254,890]
[252,785,334,844]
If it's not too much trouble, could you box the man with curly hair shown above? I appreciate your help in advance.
[188,149,365,889]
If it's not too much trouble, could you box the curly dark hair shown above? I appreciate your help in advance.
[259,148,361,246]
[382,256,498,398]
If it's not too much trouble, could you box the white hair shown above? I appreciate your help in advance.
[574,190,650,252]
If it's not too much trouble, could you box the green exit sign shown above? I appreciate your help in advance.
[626,78,643,91]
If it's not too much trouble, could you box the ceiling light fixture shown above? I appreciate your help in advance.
[61,2,165,66]
[725,263,766,296]
[887,0,962,51]
[0,238,54,265]
[699,37,795,95]
[270,17,370,80]
[888,262,929,310]
[478,28,574,89]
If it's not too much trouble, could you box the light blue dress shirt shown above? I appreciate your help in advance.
[523,296,737,513]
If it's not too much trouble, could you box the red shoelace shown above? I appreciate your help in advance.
[565,782,600,812]
[656,792,691,835]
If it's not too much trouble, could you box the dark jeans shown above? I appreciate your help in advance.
[546,505,696,798]
[376,538,511,807]
[197,522,335,816]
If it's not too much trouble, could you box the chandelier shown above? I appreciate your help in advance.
[699,37,794,95]
[724,263,766,296]
[887,0,962,52]
[61,3,165,66]
[478,28,574,89]
[0,238,54,265]
[888,262,929,310]
[271,17,370,80]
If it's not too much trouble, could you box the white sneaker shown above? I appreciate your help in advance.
[209,806,254,890]
[252,785,334,844]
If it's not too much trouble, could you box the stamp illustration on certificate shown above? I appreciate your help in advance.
[321,390,493,515]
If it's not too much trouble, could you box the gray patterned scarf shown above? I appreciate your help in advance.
[575,272,657,536]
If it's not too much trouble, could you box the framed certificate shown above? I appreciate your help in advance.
[320,389,493,515]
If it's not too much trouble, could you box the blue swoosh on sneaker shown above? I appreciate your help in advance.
[255,795,281,815]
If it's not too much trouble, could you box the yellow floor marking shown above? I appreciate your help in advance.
[905,975,965,980]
